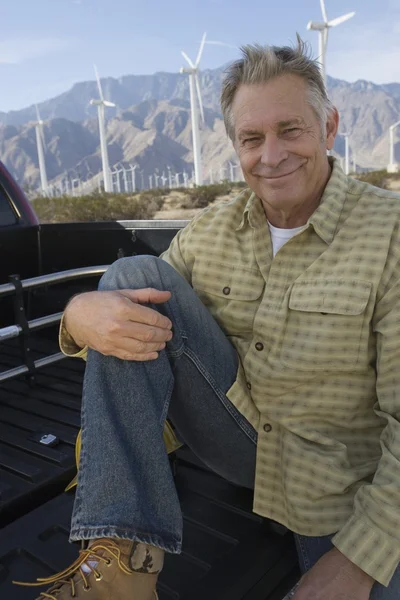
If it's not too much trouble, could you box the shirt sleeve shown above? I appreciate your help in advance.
[332,228,400,587]
[58,313,88,361]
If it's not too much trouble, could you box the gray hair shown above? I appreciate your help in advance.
[221,34,334,141]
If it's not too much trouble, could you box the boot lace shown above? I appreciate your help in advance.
[12,541,158,599]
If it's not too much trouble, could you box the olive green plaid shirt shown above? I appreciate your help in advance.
[60,159,400,586]
[160,159,400,586]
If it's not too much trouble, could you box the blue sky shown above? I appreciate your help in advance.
[1,0,399,112]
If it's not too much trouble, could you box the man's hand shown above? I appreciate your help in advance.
[63,289,173,361]
[293,547,374,600]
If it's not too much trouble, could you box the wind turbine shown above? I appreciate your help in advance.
[35,105,49,196]
[90,66,115,193]
[342,132,350,175]
[388,120,400,173]
[180,32,206,186]
[307,0,355,87]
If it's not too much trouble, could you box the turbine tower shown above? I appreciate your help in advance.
[180,32,206,186]
[307,0,355,88]
[35,105,49,196]
[90,66,116,193]
[342,132,350,175]
[387,120,400,173]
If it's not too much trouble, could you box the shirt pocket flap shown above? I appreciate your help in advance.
[193,261,265,301]
[288,279,372,316]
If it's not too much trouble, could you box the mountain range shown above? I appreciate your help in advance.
[1,65,400,191]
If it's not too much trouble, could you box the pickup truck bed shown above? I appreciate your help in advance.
[0,334,299,599]
[0,161,300,597]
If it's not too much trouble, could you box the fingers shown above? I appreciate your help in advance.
[103,341,165,362]
[119,297,173,330]
[111,351,160,362]
[98,321,173,359]
[117,336,168,355]
[119,321,173,344]
[119,288,172,306]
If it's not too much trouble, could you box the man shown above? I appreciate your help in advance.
[23,37,400,599]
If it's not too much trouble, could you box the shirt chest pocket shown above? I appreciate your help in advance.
[192,260,265,336]
[281,279,372,371]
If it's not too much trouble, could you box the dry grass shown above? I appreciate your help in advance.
[32,190,167,223]
[352,170,400,190]
[31,182,248,223]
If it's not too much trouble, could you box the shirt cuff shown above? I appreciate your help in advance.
[59,313,88,360]
[332,513,400,587]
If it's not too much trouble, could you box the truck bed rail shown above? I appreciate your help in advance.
[0,266,108,382]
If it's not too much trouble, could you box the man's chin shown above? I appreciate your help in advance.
[256,179,298,202]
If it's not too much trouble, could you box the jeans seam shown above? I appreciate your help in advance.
[296,534,311,573]
[160,374,175,426]
[182,345,257,444]
[71,374,89,528]
[166,342,185,359]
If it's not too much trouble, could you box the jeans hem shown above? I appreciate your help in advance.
[69,527,182,554]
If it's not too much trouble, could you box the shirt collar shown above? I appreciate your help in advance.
[308,157,349,245]
[235,157,349,245]
[235,192,264,231]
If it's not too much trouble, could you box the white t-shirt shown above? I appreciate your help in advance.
[268,222,307,257]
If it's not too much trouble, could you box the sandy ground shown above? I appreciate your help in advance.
[152,190,237,220]
[385,178,400,192]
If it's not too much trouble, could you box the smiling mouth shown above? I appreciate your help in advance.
[261,167,300,180]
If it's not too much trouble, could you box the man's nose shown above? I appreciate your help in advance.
[260,135,288,169]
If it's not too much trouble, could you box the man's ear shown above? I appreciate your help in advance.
[326,107,339,151]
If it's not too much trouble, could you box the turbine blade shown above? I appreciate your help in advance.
[35,104,41,123]
[205,40,237,49]
[328,11,355,27]
[94,64,104,101]
[320,0,328,22]
[181,51,195,69]
[195,31,207,67]
[103,101,116,108]
[195,73,205,124]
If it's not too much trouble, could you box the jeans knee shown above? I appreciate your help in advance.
[99,255,176,291]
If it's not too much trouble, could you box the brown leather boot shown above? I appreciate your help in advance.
[13,538,161,599]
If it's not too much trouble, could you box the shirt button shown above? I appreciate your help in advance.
[222,286,231,295]
[255,342,264,351]
[246,381,252,390]
[263,423,272,433]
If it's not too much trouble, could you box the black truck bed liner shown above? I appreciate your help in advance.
[0,463,299,600]
[0,335,83,527]
[0,335,300,599]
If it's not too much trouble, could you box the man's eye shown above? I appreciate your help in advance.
[283,128,301,134]
[244,137,259,144]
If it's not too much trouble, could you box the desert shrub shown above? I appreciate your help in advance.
[32,192,165,223]
[31,182,249,223]
[175,182,233,209]
[139,188,170,200]
[235,181,248,189]
[352,170,388,189]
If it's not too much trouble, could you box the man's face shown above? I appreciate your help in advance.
[232,75,338,215]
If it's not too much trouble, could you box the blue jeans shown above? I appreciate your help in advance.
[70,256,257,552]
[295,534,400,598]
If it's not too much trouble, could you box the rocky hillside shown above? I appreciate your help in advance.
[2,67,400,190]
